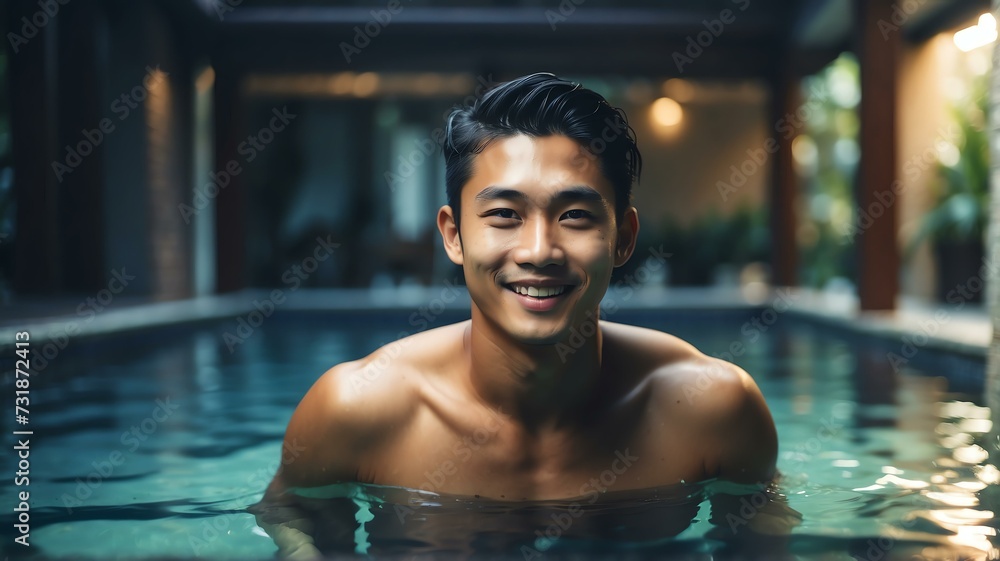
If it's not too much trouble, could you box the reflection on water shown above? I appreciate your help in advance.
[253,479,802,558]
[782,394,1000,561]
[11,314,1000,559]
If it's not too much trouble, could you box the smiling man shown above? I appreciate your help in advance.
[254,73,779,557]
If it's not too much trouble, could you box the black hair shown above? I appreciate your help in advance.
[442,72,642,230]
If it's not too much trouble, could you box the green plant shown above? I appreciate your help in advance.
[907,76,989,257]
[610,205,768,287]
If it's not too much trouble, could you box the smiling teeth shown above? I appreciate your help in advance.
[512,285,566,298]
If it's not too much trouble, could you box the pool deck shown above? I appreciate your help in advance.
[0,286,990,358]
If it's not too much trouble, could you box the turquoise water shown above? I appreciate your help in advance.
[2,309,997,559]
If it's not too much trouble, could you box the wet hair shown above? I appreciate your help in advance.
[442,72,642,230]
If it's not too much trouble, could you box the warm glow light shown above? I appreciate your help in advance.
[791,135,818,168]
[926,491,979,507]
[928,509,995,525]
[412,73,443,95]
[328,72,355,95]
[661,78,694,102]
[954,13,997,52]
[977,464,1000,484]
[875,474,929,489]
[958,418,993,433]
[353,72,379,97]
[953,444,990,464]
[650,97,683,127]
[243,72,476,98]
[195,66,215,93]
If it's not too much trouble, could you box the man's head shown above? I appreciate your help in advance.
[436,73,642,344]
[442,73,642,231]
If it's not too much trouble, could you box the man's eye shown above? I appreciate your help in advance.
[562,209,592,220]
[486,209,519,219]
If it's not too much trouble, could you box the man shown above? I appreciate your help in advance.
[254,73,779,557]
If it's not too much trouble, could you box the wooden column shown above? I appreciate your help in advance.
[9,0,60,294]
[56,1,106,292]
[855,0,900,311]
[769,71,800,288]
[214,68,247,293]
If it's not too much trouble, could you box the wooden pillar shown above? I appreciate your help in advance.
[8,0,60,294]
[855,0,900,311]
[769,72,799,287]
[56,1,106,292]
[214,68,247,293]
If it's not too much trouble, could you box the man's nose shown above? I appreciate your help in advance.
[513,217,565,268]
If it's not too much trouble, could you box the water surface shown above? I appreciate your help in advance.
[2,309,996,559]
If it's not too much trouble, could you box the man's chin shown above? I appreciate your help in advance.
[518,333,565,346]
[504,320,574,346]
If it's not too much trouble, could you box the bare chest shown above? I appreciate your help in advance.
[362,398,709,501]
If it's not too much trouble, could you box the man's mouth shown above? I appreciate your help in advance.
[504,284,570,299]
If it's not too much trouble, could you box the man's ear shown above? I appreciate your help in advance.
[437,205,464,265]
[614,206,639,267]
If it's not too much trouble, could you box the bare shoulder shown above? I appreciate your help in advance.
[278,321,468,488]
[602,320,777,482]
[602,320,761,409]
[311,319,468,419]
[276,360,408,488]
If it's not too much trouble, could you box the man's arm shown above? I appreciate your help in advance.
[250,362,362,559]
[697,359,801,543]
[251,359,410,558]
[709,359,778,484]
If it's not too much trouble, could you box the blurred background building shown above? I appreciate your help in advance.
[0,0,993,312]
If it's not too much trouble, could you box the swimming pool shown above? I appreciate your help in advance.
[2,307,996,559]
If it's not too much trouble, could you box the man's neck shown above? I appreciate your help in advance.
[461,305,605,434]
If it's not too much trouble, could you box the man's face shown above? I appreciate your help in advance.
[437,134,638,344]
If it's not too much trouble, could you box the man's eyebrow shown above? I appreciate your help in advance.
[551,186,605,204]
[473,185,606,204]
[474,186,527,203]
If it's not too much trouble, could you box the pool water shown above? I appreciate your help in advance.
[2,309,997,560]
